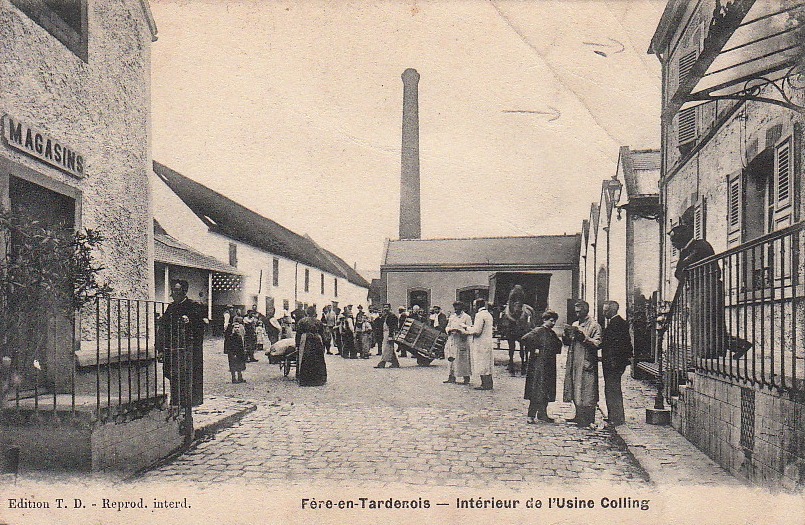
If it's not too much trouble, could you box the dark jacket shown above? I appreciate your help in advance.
[601,315,633,370]
[675,238,715,282]
[157,298,205,406]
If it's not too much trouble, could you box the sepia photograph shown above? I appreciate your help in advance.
[1,0,804,523]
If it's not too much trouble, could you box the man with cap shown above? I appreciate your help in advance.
[431,306,448,333]
[562,300,602,428]
[157,280,206,408]
[670,214,751,359]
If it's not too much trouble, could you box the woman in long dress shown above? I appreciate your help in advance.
[295,306,328,386]
[521,310,562,423]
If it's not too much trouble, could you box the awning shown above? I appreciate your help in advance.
[154,232,243,275]
[665,0,804,117]
[690,2,802,101]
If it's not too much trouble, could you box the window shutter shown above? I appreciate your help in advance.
[228,243,238,267]
[678,51,698,86]
[694,197,706,240]
[727,172,742,247]
[678,107,697,147]
[776,137,791,208]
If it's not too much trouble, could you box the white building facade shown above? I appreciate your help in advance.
[152,162,369,325]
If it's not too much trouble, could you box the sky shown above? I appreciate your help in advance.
[150,0,666,280]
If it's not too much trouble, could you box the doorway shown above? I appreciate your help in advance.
[408,288,429,312]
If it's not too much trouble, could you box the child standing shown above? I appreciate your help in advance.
[225,316,247,383]
[255,321,267,355]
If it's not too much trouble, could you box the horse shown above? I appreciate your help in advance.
[501,299,536,376]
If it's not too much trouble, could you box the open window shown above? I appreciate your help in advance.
[726,134,797,295]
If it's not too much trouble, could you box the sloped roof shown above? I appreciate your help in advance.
[619,147,660,198]
[383,235,580,268]
[305,234,371,288]
[154,220,243,274]
[153,161,368,288]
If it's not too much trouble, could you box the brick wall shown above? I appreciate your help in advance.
[674,373,805,489]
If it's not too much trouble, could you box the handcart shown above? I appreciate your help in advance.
[394,318,448,366]
[267,338,298,379]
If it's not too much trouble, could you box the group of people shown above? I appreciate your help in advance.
[418,290,634,429]
[519,298,633,428]
[222,304,283,384]
[158,279,633,432]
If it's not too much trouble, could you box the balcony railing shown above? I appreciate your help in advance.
[1,297,196,423]
[662,221,805,399]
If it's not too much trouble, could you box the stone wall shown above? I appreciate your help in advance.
[674,373,805,489]
[1,404,185,472]
[92,405,185,473]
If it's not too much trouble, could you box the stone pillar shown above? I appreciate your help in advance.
[400,68,421,240]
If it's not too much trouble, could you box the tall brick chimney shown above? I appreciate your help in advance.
[399,68,421,240]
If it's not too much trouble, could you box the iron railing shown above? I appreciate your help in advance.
[663,221,805,399]
[2,297,201,422]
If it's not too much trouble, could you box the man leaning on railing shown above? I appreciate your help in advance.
[669,219,752,360]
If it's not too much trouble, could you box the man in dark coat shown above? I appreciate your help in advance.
[291,304,306,326]
[601,301,633,426]
[670,221,752,359]
[374,304,400,368]
[158,280,206,407]
[431,306,448,333]
[397,306,409,357]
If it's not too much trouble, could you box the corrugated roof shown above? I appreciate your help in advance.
[153,161,368,288]
[383,235,580,267]
[154,220,243,274]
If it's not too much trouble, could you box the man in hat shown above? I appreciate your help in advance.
[670,215,752,359]
[157,280,206,408]
[374,304,400,368]
[431,306,448,333]
[397,306,409,357]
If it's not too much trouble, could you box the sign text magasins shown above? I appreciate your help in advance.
[2,115,84,178]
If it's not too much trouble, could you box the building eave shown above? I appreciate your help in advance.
[138,0,158,42]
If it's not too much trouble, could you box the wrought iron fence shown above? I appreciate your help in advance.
[2,297,201,422]
[662,221,805,399]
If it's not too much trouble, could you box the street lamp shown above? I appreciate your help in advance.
[603,177,623,310]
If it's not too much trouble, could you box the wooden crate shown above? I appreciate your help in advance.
[394,318,447,362]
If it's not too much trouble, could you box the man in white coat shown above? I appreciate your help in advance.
[464,299,495,390]
[444,301,472,385]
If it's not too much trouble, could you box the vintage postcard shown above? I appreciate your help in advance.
[1,1,804,524]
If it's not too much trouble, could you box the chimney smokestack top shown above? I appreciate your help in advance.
[402,68,420,83]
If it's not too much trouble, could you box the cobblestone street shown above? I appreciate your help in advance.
[140,339,648,488]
